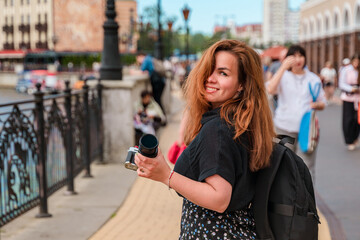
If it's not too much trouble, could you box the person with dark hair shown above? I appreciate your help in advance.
[338,54,360,150]
[136,52,166,112]
[266,45,326,181]
[320,61,337,102]
[134,40,275,239]
[133,90,166,143]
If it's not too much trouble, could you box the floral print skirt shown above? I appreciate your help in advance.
[179,199,256,240]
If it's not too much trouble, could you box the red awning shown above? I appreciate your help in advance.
[261,46,287,60]
[0,50,26,59]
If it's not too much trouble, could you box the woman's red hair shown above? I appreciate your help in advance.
[183,40,275,172]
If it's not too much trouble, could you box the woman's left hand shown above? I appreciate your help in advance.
[310,101,325,110]
[134,148,171,185]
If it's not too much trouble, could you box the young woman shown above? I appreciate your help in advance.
[266,45,326,180]
[135,40,275,239]
[320,61,337,101]
[338,54,360,150]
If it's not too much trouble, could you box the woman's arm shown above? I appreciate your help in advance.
[266,56,296,95]
[135,149,232,213]
[338,67,356,92]
[170,172,232,213]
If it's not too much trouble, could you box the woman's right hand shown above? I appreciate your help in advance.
[134,148,171,185]
[281,56,296,70]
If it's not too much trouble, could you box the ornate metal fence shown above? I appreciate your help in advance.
[0,80,103,226]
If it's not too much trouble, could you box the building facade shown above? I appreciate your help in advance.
[0,0,137,54]
[213,23,262,46]
[263,0,300,46]
[233,24,262,46]
[300,0,360,73]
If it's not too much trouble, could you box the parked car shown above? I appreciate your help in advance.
[15,71,36,94]
[16,70,63,94]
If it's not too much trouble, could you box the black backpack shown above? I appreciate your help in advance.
[253,135,320,240]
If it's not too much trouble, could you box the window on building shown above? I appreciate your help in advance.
[317,19,321,34]
[10,0,13,6]
[5,16,8,25]
[356,7,360,27]
[334,14,338,29]
[28,15,30,24]
[21,0,24,5]
[5,0,7,7]
[303,23,307,36]
[325,17,329,32]
[27,0,30,4]
[21,15,24,24]
[344,10,349,28]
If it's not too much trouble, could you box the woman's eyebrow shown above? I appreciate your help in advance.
[217,67,231,71]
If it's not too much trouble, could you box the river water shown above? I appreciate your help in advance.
[0,88,32,104]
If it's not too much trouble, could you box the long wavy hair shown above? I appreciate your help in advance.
[183,39,275,172]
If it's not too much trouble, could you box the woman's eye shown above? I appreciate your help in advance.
[220,71,228,76]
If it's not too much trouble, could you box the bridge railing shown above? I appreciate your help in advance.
[0,79,103,226]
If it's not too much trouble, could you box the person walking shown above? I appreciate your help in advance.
[134,40,275,239]
[266,45,326,181]
[136,52,166,111]
[320,61,337,102]
[338,54,360,150]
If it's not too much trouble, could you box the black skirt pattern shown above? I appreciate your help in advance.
[179,199,256,240]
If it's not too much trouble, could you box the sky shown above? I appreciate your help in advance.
[137,0,306,35]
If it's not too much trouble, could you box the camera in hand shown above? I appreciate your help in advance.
[125,134,159,171]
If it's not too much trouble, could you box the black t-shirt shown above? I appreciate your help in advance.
[174,108,256,212]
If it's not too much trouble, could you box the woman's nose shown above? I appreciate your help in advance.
[207,73,216,83]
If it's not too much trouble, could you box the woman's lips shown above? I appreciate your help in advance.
[206,87,218,93]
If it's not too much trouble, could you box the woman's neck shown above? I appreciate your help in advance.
[292,68,305,75]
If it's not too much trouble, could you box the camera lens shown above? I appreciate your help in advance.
[138,134,158,158]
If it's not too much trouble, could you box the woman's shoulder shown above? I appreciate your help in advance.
[200,115,233,139]
[306,70,321,82]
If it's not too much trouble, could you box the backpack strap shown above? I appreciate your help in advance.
[254,143,287,240]
[276,135,295,146]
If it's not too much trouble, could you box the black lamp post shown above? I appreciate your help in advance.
[182,5,190,61]
[182,5,190,74]
[167,20,173,58]
[129,8,134,52]
[100,0,122,80]
[154,0,163,60]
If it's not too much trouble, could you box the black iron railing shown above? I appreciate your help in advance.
[0,79,103,226]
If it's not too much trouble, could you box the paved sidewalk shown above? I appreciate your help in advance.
[89,106,185,240]
[0,162,138,240]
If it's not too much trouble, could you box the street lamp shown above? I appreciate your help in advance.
[182,4,191,74]
[100,0,122,80]
[129,8,134,52]
[154,0,163,60]
[167,20,173,58]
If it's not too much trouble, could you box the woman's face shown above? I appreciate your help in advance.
[205,51,242,109]
[352,59,359,68]
[291,52,306,72]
